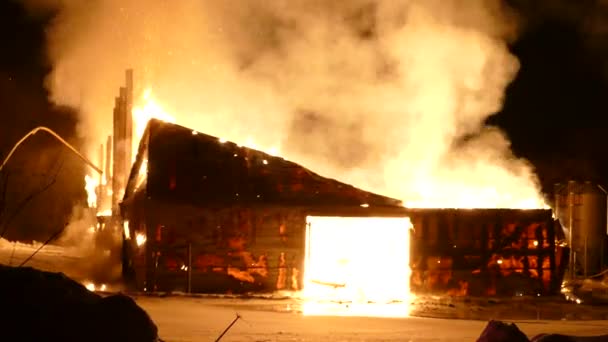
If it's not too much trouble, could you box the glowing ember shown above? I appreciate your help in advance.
[85,283,95,291]
[303,216,412,317]
[135,232,146,247]
[84,174,98,208]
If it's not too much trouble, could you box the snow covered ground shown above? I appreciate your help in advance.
[3,240,608,341]
[0,234,123,287]
[0,238,85,276]
[135,296,608,342]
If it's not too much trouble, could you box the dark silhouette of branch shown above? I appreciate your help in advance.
[0,155,65,239]
[18,226,65,267]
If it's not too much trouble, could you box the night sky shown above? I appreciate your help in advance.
[0,1,606,241]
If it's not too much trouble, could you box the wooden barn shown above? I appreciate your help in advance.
[119,119,567,297]
[119,119,407,294]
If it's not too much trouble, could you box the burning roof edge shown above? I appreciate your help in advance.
[123,119,403,208]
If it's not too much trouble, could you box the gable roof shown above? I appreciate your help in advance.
[124,119,403,209]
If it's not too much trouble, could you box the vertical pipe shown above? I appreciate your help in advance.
[187,242,192,294]
[113,88,128,214]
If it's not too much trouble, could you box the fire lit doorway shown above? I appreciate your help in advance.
[303,216,412,317]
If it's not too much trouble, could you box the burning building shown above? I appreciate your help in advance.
[120,119,409,295]
[119,118,568,300]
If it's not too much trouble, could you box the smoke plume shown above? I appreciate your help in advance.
[26,0,544,208]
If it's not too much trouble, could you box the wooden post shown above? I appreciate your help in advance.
[97,143,104,210]
[105,135,112,184]
[187,242,192,293]
[111,70,134,214]
[112,96,123,210]
[125,69,133,165]
[119,86,128,192]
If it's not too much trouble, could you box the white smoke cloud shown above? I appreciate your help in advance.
[26,0,544,208]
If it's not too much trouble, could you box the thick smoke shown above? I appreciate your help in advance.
[27,0,544,208]
[55,206,123,285]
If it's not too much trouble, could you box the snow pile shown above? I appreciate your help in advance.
[0,264,159,341]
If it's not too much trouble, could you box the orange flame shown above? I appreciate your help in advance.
[84,174,98,208]
[132,89,176,163]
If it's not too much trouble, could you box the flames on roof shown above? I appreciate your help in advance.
[123,119,403,209]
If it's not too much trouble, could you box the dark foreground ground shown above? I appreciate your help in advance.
[3,240,608,341]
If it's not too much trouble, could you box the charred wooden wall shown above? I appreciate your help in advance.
[407,209,567,297]
[126,199,307,293]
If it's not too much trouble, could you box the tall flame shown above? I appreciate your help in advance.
[84,174,98,208]
[132,89,176,162]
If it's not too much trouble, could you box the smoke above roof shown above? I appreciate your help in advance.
[24,0,544,208]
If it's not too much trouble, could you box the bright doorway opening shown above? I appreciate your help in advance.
[302,216,412,317]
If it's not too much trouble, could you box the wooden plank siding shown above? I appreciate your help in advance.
[407,209,567,296]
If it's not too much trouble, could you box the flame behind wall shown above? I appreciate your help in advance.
[25,0,544,208]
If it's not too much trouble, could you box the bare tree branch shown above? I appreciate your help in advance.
[18,226,65,267]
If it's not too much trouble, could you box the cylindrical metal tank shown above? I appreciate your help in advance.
[554,181,607,278]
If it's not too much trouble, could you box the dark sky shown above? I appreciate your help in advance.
[494,0,608,191]
[0,1,83,242]
[0,0,607,240]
